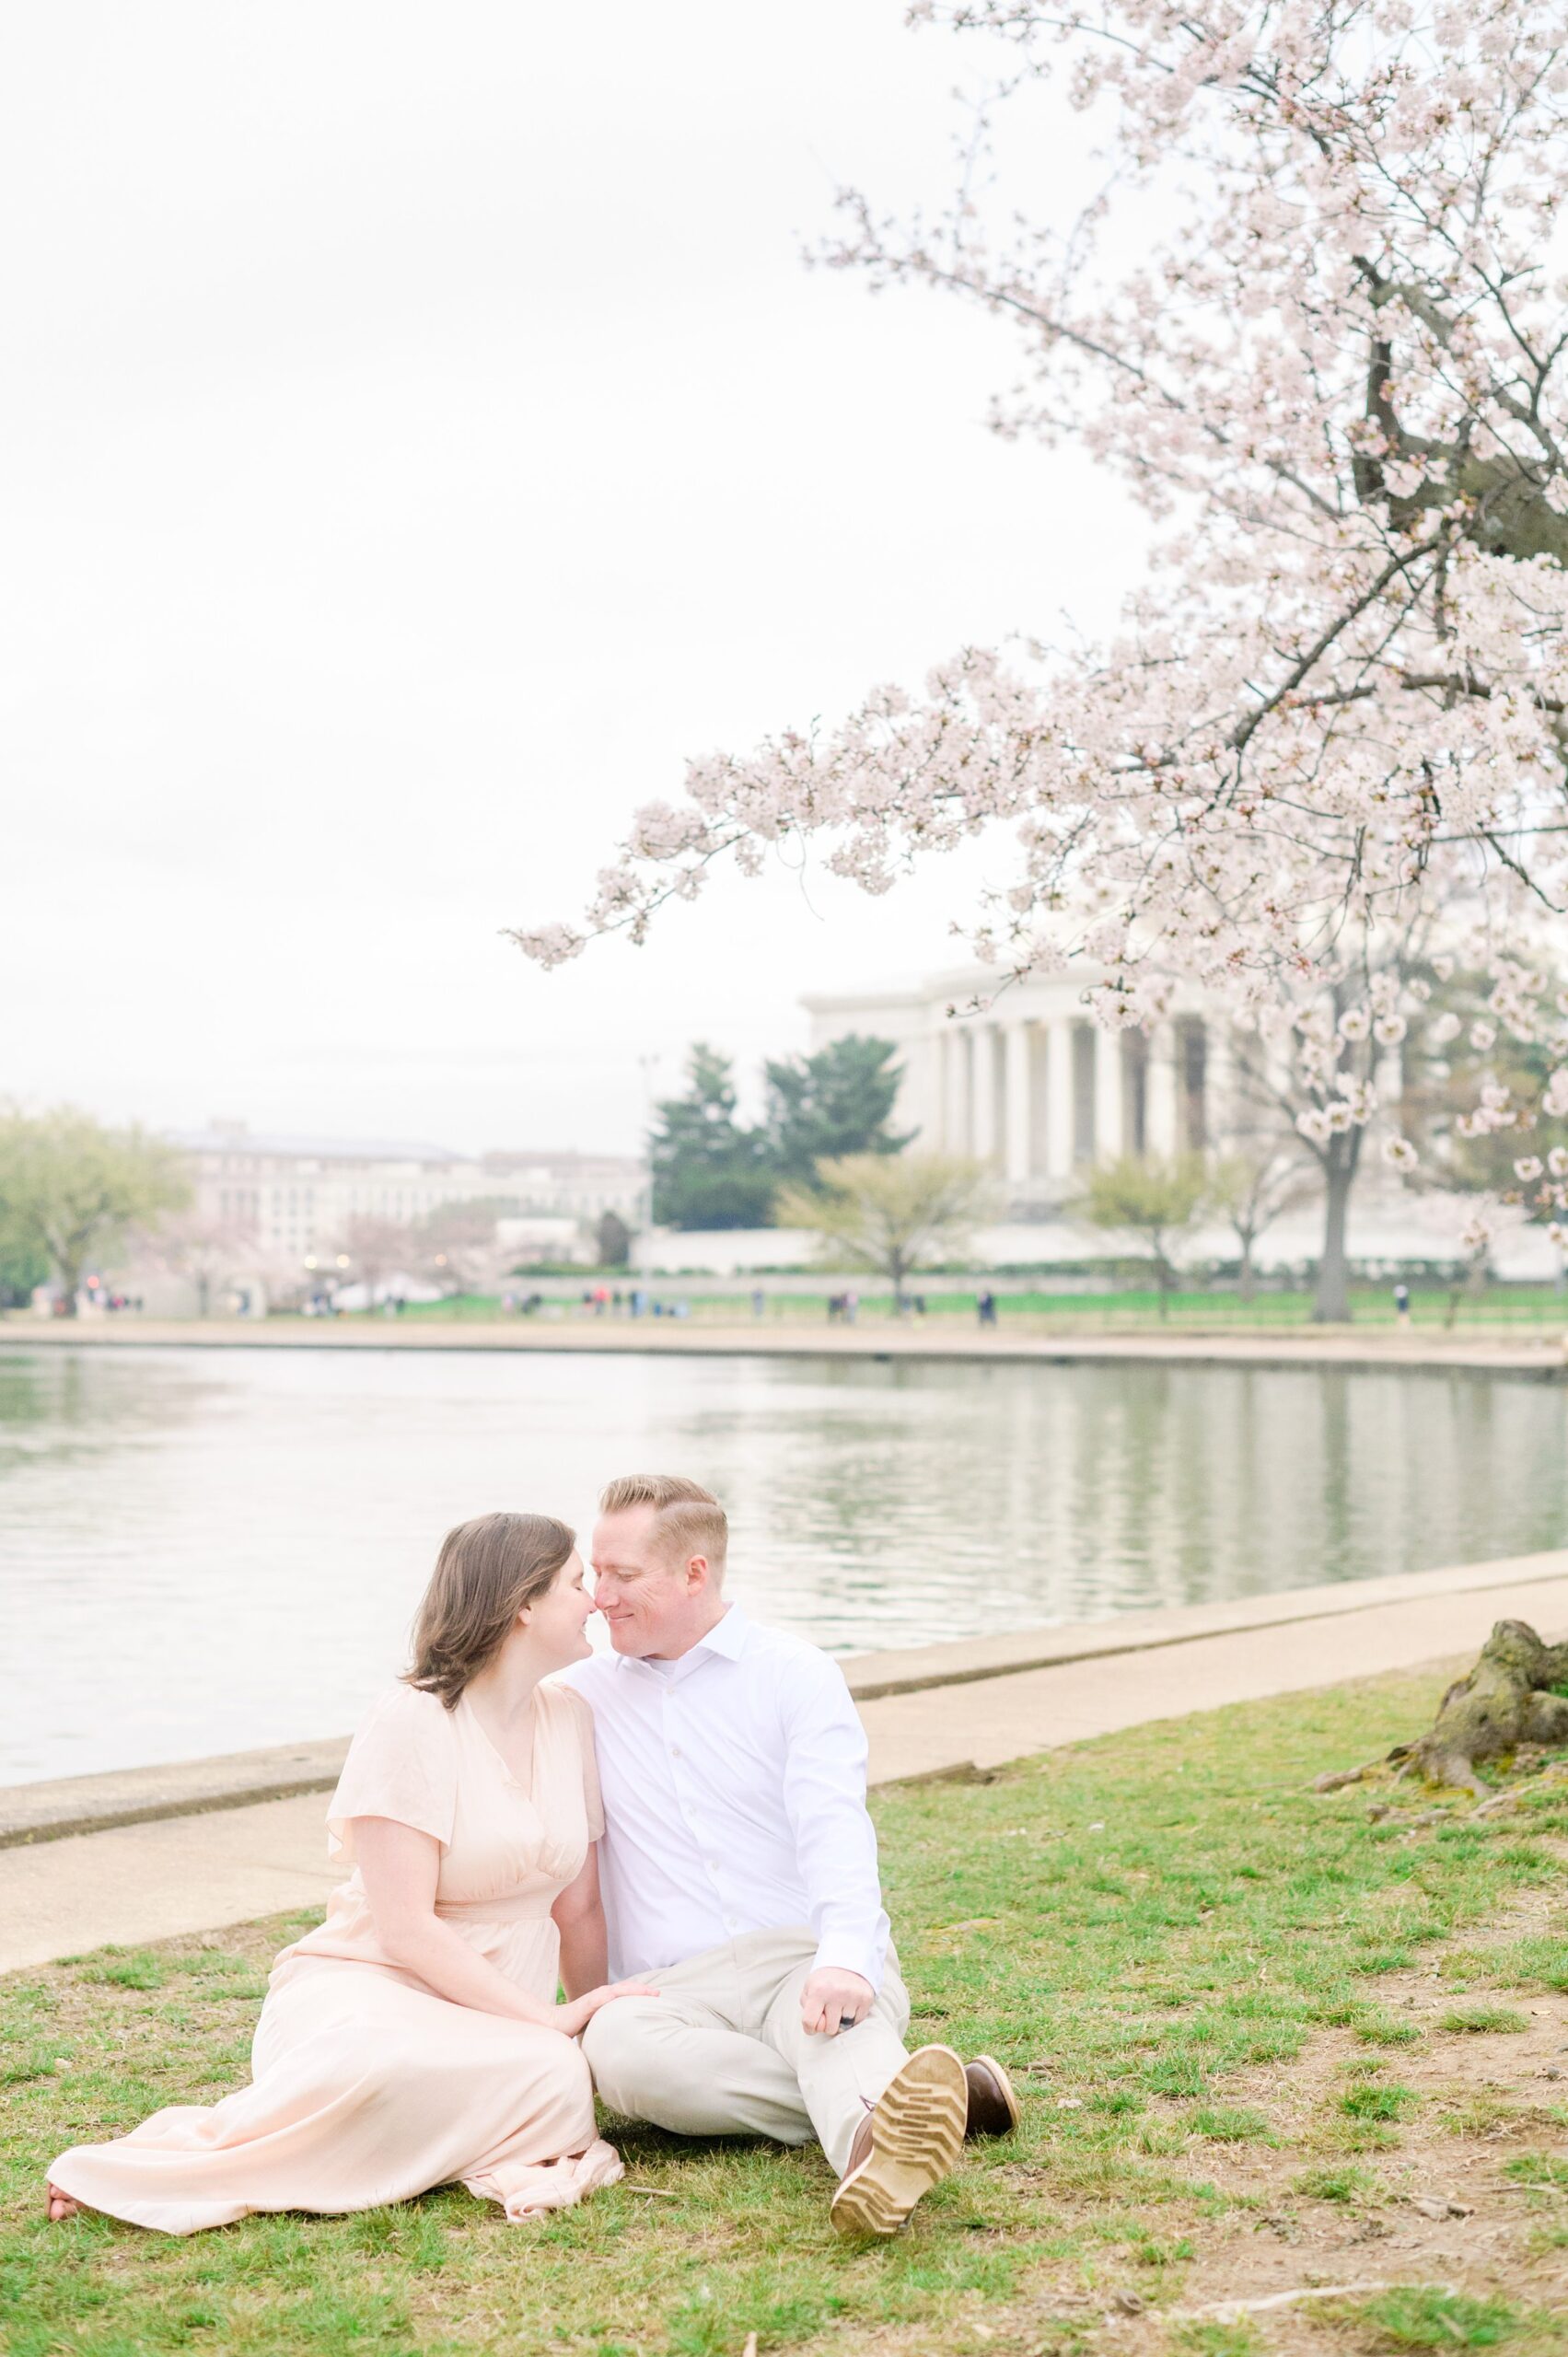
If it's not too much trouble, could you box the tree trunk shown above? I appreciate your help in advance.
[1237,1231,1257,1303]
[1313,1152,1353,1322]
[196,1272,212,1318]
[55,1251,82,1317]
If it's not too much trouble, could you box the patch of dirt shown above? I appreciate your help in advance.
[8,1914,305,2053]
[950,1875,1568,2355]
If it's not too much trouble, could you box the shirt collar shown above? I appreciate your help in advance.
[696,1603,749,1661]
[619,1603,749,1679]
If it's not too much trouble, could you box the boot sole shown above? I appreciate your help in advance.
[830,2044,968,2237]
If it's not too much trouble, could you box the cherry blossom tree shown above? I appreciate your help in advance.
[412,1199,517,1298]
[517,0,1568,1266]
[1222,923,1434,1316]
[1204,1147,1312,1301]
[338,1213,414,1309]
[148,1209,253,1317]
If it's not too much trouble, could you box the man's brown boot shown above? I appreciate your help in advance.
[830,2045,968,2237]
[964,2055,1019,2139]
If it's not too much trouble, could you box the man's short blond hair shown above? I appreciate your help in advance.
[598,1472,727,1579]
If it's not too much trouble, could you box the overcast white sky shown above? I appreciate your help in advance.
[2,3,1142,1155]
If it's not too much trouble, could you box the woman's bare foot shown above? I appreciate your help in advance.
[45,2181,82,2222]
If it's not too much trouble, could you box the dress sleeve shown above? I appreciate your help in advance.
[554,1683,605,1841]
[325,1685,459,1865]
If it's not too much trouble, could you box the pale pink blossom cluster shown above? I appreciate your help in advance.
[1459,1206,1501,1256]
[518,0,1568,1155]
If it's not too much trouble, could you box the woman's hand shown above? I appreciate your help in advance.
[553,1978,660,2038]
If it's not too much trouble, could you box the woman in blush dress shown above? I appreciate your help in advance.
[46,1512,655,2233]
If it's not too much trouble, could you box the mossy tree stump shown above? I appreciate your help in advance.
[1317,1618,1568,1799]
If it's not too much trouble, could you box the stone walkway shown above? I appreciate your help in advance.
[6,1316,1566,1376]
[5,1548,1565,1976]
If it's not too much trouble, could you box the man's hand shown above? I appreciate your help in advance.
[799,1967,875,2038]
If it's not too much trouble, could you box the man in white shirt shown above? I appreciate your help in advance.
[557,1472,1017,2236]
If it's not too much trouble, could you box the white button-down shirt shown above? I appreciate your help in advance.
[558,1605,890,1990]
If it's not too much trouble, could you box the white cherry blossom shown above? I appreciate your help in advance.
[521,0,1568,1162]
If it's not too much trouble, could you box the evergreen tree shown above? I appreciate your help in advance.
[649,1045,774,1230]
[762,1036,910,1188]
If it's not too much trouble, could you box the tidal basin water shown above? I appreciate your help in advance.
[3,1342,1566,1784]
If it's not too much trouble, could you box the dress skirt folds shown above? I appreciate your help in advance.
[48,1681,622,2233]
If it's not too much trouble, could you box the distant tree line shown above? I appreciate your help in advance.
[650,1036,910,1229]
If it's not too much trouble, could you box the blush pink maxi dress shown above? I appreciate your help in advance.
[48,1680,623,2233]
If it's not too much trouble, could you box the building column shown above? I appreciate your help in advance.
[944,1026,970,1154]
[1046,1017,1075,1178]
[1094,1028,1124,1161]
[972,1025,998,1165]
[1028,1026,1051,1176]
[1146,1022,1179,1157]
[910,1028,943,1150]
[1004,1022,1031,1187]
[1204,1021,1233,1155]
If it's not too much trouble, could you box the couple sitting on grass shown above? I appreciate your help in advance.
[47,1473,1017,2239]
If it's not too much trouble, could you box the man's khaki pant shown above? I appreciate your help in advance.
[581,1927,912,2177]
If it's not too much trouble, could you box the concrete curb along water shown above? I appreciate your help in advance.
[4,1317,1566,1378]
[6,1547,1566,1850]
[0,1741,352,1851]
[842,1548,1568,1699]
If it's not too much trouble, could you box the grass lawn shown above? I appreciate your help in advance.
[385,1285,1568,1331]
[6,1669,1568,2356]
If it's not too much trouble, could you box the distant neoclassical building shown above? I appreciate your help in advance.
[803,966,1241,1213]
[171,1122,645,1261]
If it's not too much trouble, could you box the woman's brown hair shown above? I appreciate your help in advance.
[404,1512,575,1709]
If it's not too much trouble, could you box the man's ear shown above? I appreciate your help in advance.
[686,1553,710,1592]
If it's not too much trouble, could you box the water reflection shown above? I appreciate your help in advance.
[1,1344,1563,1783]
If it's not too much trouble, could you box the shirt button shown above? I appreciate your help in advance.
[669,1745,681,1758]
